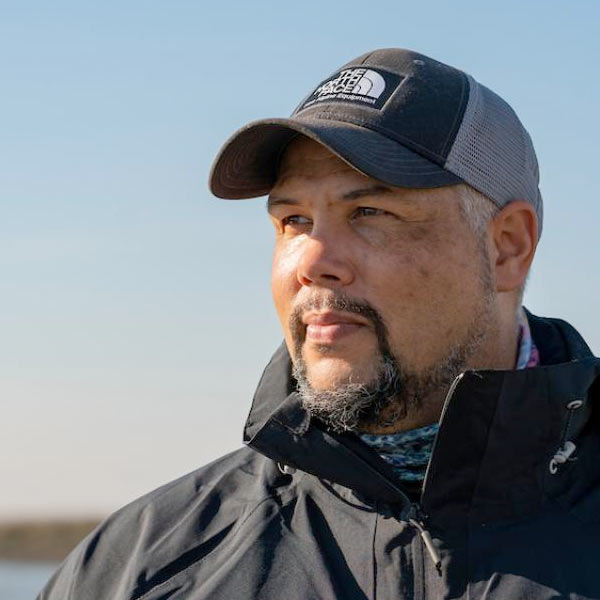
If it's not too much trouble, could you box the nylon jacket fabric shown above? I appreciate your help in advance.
[39,311,600,600]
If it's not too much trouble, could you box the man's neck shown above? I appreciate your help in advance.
[359,388,447,434]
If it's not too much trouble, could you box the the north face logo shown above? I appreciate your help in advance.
[315,68,386,99]
[295,67,402,113]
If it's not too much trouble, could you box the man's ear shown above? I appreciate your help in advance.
[490,201,538,293]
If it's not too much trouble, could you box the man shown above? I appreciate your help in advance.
[41,49,600,599]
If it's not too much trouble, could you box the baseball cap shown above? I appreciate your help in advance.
[209,48,543,235]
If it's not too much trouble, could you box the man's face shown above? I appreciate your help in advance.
[268,137,498,432]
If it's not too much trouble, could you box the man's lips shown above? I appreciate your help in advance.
[302,311,369,344]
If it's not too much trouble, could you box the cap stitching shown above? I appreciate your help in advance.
[440,72,470,158]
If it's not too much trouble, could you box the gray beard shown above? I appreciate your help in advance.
[291,256,495,433]
[292,319,488,433]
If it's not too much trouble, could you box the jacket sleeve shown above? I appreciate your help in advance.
[37,528,99,600]
[37,520,133,600]
[37,449,265,599]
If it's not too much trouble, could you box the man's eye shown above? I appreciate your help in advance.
[282,215,312,227]
[353,207,387,218]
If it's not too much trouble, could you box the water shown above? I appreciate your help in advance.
[0,561,58,600]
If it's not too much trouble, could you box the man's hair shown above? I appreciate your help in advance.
[458,184,499,236]
[457,183,529,304]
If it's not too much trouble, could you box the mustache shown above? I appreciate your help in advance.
[289,292,392,356]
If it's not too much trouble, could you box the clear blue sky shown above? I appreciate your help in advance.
[2,0,599,518]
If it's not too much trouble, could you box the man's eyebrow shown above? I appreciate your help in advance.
[267,185,395,210]
[266,195,300,209]
[341,185,396,201]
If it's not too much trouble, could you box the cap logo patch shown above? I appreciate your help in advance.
[296,67,402,113]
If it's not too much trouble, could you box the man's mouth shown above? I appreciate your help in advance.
[302,311,369,344]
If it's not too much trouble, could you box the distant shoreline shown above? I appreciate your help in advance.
[0,520,102,562]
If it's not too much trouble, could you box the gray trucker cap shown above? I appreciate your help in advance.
[209,48,543,235]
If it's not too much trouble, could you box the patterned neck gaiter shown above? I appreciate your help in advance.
[360,308,540,484]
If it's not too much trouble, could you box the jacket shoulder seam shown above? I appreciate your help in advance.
[133,491,292,600]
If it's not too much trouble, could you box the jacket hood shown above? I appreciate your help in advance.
[243,310,600,522]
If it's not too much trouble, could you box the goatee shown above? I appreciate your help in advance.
[290,290,492,433]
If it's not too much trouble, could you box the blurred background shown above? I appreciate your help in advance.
[2,0,599,596]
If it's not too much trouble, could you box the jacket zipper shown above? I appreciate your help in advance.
[421,372,464,493]
[358,372,465,588]
[406,372,464,579]
[408,504,441,573]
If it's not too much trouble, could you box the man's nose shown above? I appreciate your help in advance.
[296,231,354,288]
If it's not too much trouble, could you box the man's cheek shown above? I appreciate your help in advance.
[272,240,305,286]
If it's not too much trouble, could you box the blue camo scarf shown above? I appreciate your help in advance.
[360,308,539,483]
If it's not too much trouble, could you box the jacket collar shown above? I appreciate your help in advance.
[243,311,600,523]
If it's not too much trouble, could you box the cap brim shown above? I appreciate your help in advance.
[209,117,462,199]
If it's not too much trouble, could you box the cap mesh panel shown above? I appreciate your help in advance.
[445,75,543,235]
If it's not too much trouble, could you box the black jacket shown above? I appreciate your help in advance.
[40,311,600,599]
